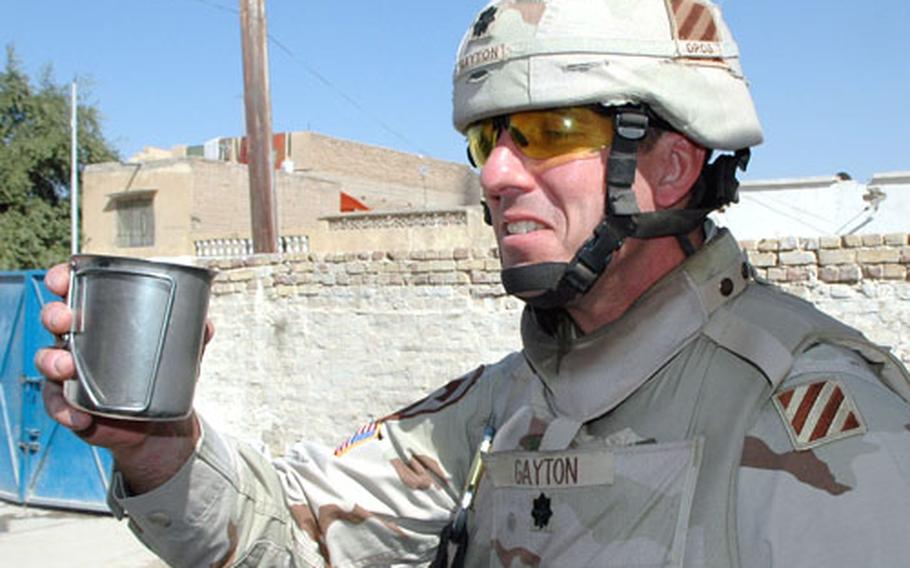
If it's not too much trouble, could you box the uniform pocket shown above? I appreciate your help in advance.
[482,439,702,567]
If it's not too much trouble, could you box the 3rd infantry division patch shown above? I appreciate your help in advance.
[772,380,866,451]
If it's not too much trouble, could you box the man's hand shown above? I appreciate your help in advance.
[36,262,214,493]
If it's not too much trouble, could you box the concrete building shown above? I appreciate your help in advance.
[82,131,484,258]
[714,171,910,239]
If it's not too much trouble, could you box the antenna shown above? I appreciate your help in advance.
[70,80,79,255]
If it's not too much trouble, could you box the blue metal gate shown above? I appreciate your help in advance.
[0,270,113,512]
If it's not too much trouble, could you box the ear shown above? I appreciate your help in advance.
[645,132,707,209]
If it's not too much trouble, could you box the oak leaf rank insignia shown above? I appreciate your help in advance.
[531,492,552,530]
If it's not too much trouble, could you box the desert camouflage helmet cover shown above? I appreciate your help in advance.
[453,0,763,151]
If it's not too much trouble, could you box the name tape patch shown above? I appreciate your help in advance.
[485,449,615,489]
[457,44,509,74]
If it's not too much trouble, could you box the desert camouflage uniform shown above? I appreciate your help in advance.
[109,229,910,567]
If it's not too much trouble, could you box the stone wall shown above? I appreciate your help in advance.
[307,207,496,254]
[197,245,521,454]
[195,233,910,455]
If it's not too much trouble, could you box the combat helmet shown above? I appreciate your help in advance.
[453,0,763,308]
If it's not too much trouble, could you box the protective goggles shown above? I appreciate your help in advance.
[466,106,615,167]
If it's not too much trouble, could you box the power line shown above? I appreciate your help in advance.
[737,193,870,235]
[187,0,430,155]
[745,192,832,225]
[267,36,431,156]
[189,0,237,15]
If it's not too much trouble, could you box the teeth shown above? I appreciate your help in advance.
[506,221,544,235]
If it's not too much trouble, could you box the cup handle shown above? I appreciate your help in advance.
[66,260,86,337]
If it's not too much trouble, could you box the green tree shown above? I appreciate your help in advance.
[0,45,118,269]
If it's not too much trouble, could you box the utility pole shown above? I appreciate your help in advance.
[240,0,278,253]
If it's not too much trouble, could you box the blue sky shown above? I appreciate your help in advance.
[3,1,908,183]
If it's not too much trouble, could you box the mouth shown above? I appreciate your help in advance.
[504,220,547,235]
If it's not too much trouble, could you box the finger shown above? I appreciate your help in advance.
[42,380,92,431]
[35,348,75,381]
[204,319,215,345]
[40,301,72,336]
[42,381,150,449]
[201,319,216,358]
[75,415,153,450]
[45,263,71,298]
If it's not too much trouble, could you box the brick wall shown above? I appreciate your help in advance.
[740,233,910,364]
[741,233,910,284]
[195,234,910,454]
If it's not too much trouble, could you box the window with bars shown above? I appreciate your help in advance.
[115,194,155,247]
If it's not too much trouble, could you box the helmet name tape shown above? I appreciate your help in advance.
[458,44,509,75]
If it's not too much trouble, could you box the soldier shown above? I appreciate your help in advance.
[37,1,910,566]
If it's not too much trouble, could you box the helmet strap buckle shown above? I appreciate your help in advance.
[607,108,649,217]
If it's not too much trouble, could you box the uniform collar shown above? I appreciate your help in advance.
[520,228,750,424]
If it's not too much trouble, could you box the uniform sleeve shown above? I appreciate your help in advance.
[108,367,495,567]
[736,343,910,567]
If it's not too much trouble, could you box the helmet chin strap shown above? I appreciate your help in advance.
[499,106,750,310]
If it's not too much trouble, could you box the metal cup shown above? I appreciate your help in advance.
[62,255,214,421]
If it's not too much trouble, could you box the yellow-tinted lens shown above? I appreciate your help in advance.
[465,107,614,167]
[467,120,498,167]
[510,107,614,160]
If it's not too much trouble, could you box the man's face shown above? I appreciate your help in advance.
[480,131,612,271]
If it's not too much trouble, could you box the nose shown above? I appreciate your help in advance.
[480,131,536,201]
